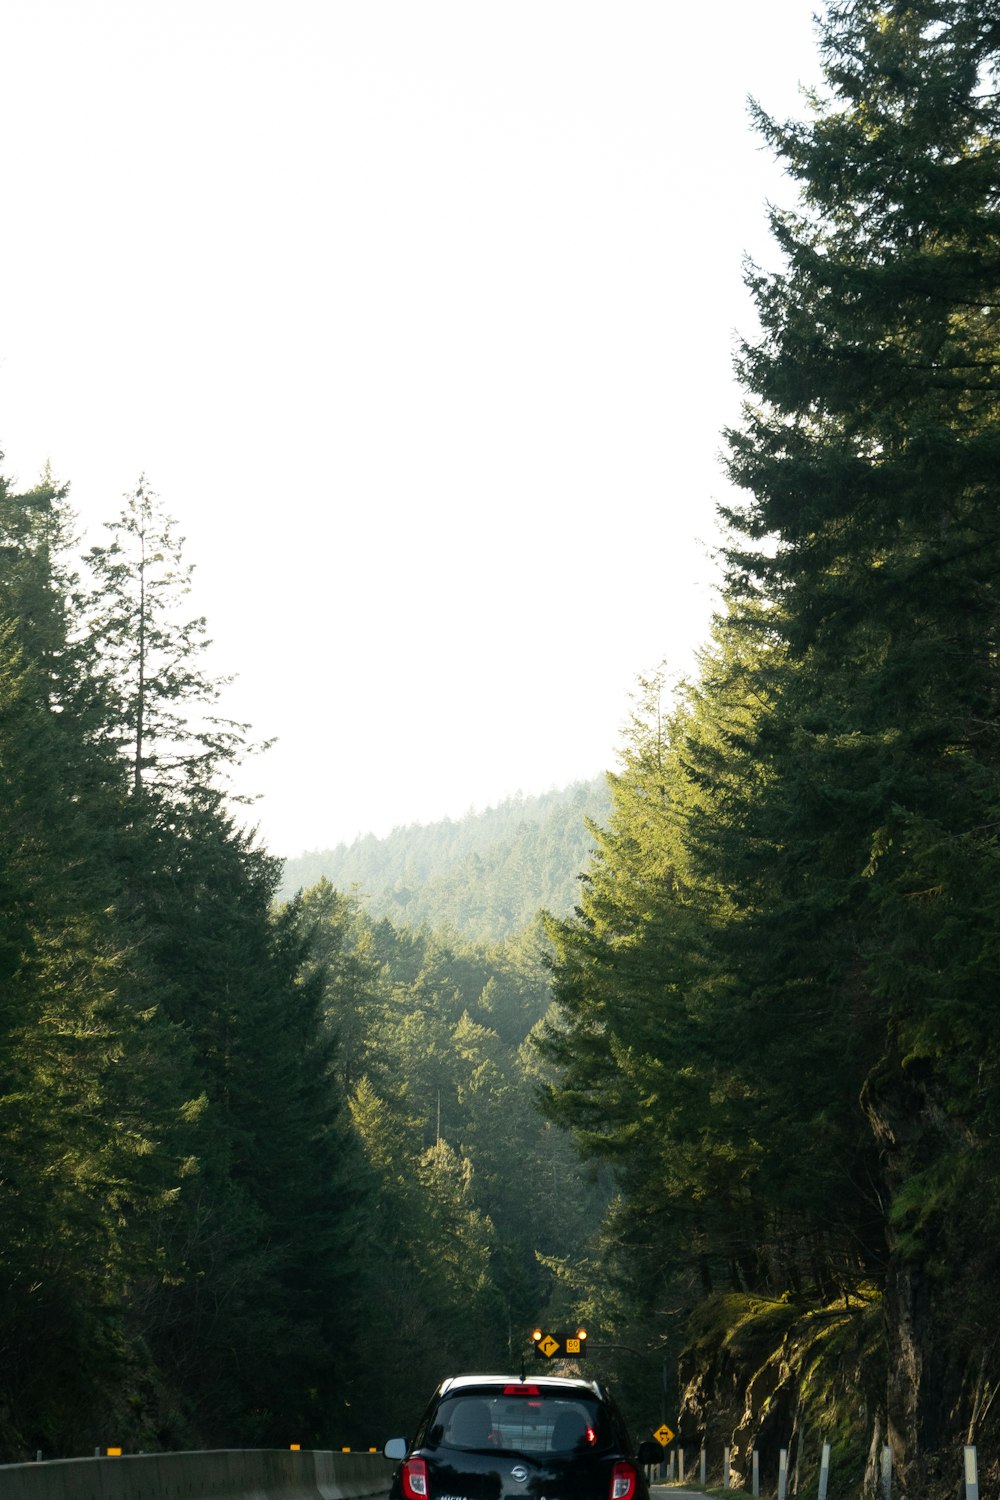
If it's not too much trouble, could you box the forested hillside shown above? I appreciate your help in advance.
[280,779,610,941]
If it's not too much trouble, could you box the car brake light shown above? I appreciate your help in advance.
[503,1384,540,1396]
[610,1461,637,1500]
[402,1458,428,1500]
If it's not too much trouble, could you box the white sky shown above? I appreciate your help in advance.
[0,1,824,857]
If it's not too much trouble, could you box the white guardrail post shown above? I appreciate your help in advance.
[778,1446,787,1500]
[964,1445,980,1500]
[817,1441,831,1500]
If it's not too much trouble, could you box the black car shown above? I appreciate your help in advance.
[382,1373,662,1500]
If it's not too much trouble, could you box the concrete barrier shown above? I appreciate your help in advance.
[0,1448,395,1500]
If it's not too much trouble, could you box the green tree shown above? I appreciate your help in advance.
[128,801,370,1446]
[347,1076,503,1423]
[539,666,763,1313]
[293,880,387,1086]
[84,478,255,799]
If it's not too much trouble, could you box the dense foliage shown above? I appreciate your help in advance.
[0,475,375,1456]
[285,883,609,1432]
[541,1,1000,1491]
[0,472,609,1457]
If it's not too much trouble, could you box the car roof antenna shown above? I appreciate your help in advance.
[520,1356,526,1382]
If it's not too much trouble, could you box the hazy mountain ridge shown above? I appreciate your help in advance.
[280,777,611,940]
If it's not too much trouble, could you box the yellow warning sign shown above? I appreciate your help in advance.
[538,1334,560,1358]
[654,1425,675,1447]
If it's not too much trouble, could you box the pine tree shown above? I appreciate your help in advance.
[64,472,368,1445]
[121,785,371,1445]
[84,479,256,800]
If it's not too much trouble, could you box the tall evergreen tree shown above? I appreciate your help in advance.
[134,808,369,1445]
[82,484,370,1442]
[720,0,1000,1480]
[84,479,255,799]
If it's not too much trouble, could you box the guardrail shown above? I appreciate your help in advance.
[0,1447,394,1500]
[656,1439,991,1500]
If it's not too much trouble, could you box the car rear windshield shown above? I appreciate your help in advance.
[426,1390,611,1455]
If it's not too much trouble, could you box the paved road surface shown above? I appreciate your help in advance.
[651,1488,709,1499]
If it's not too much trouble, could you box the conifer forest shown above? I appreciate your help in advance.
[3,4,1000,1497]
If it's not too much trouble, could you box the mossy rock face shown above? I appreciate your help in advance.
[678,1294,805,1449]
[677,1288,885,1500]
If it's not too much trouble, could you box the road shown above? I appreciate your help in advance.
[651,1488,710,1499]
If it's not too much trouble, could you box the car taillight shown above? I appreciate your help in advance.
[402,1458,428,1500]
[610,1461,638,1500]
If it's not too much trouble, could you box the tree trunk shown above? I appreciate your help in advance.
[861,1053,946,1500]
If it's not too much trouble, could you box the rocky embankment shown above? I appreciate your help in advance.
[674,1291,886,1499]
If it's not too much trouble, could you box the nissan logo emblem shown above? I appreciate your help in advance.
[510,1466,529,1482]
